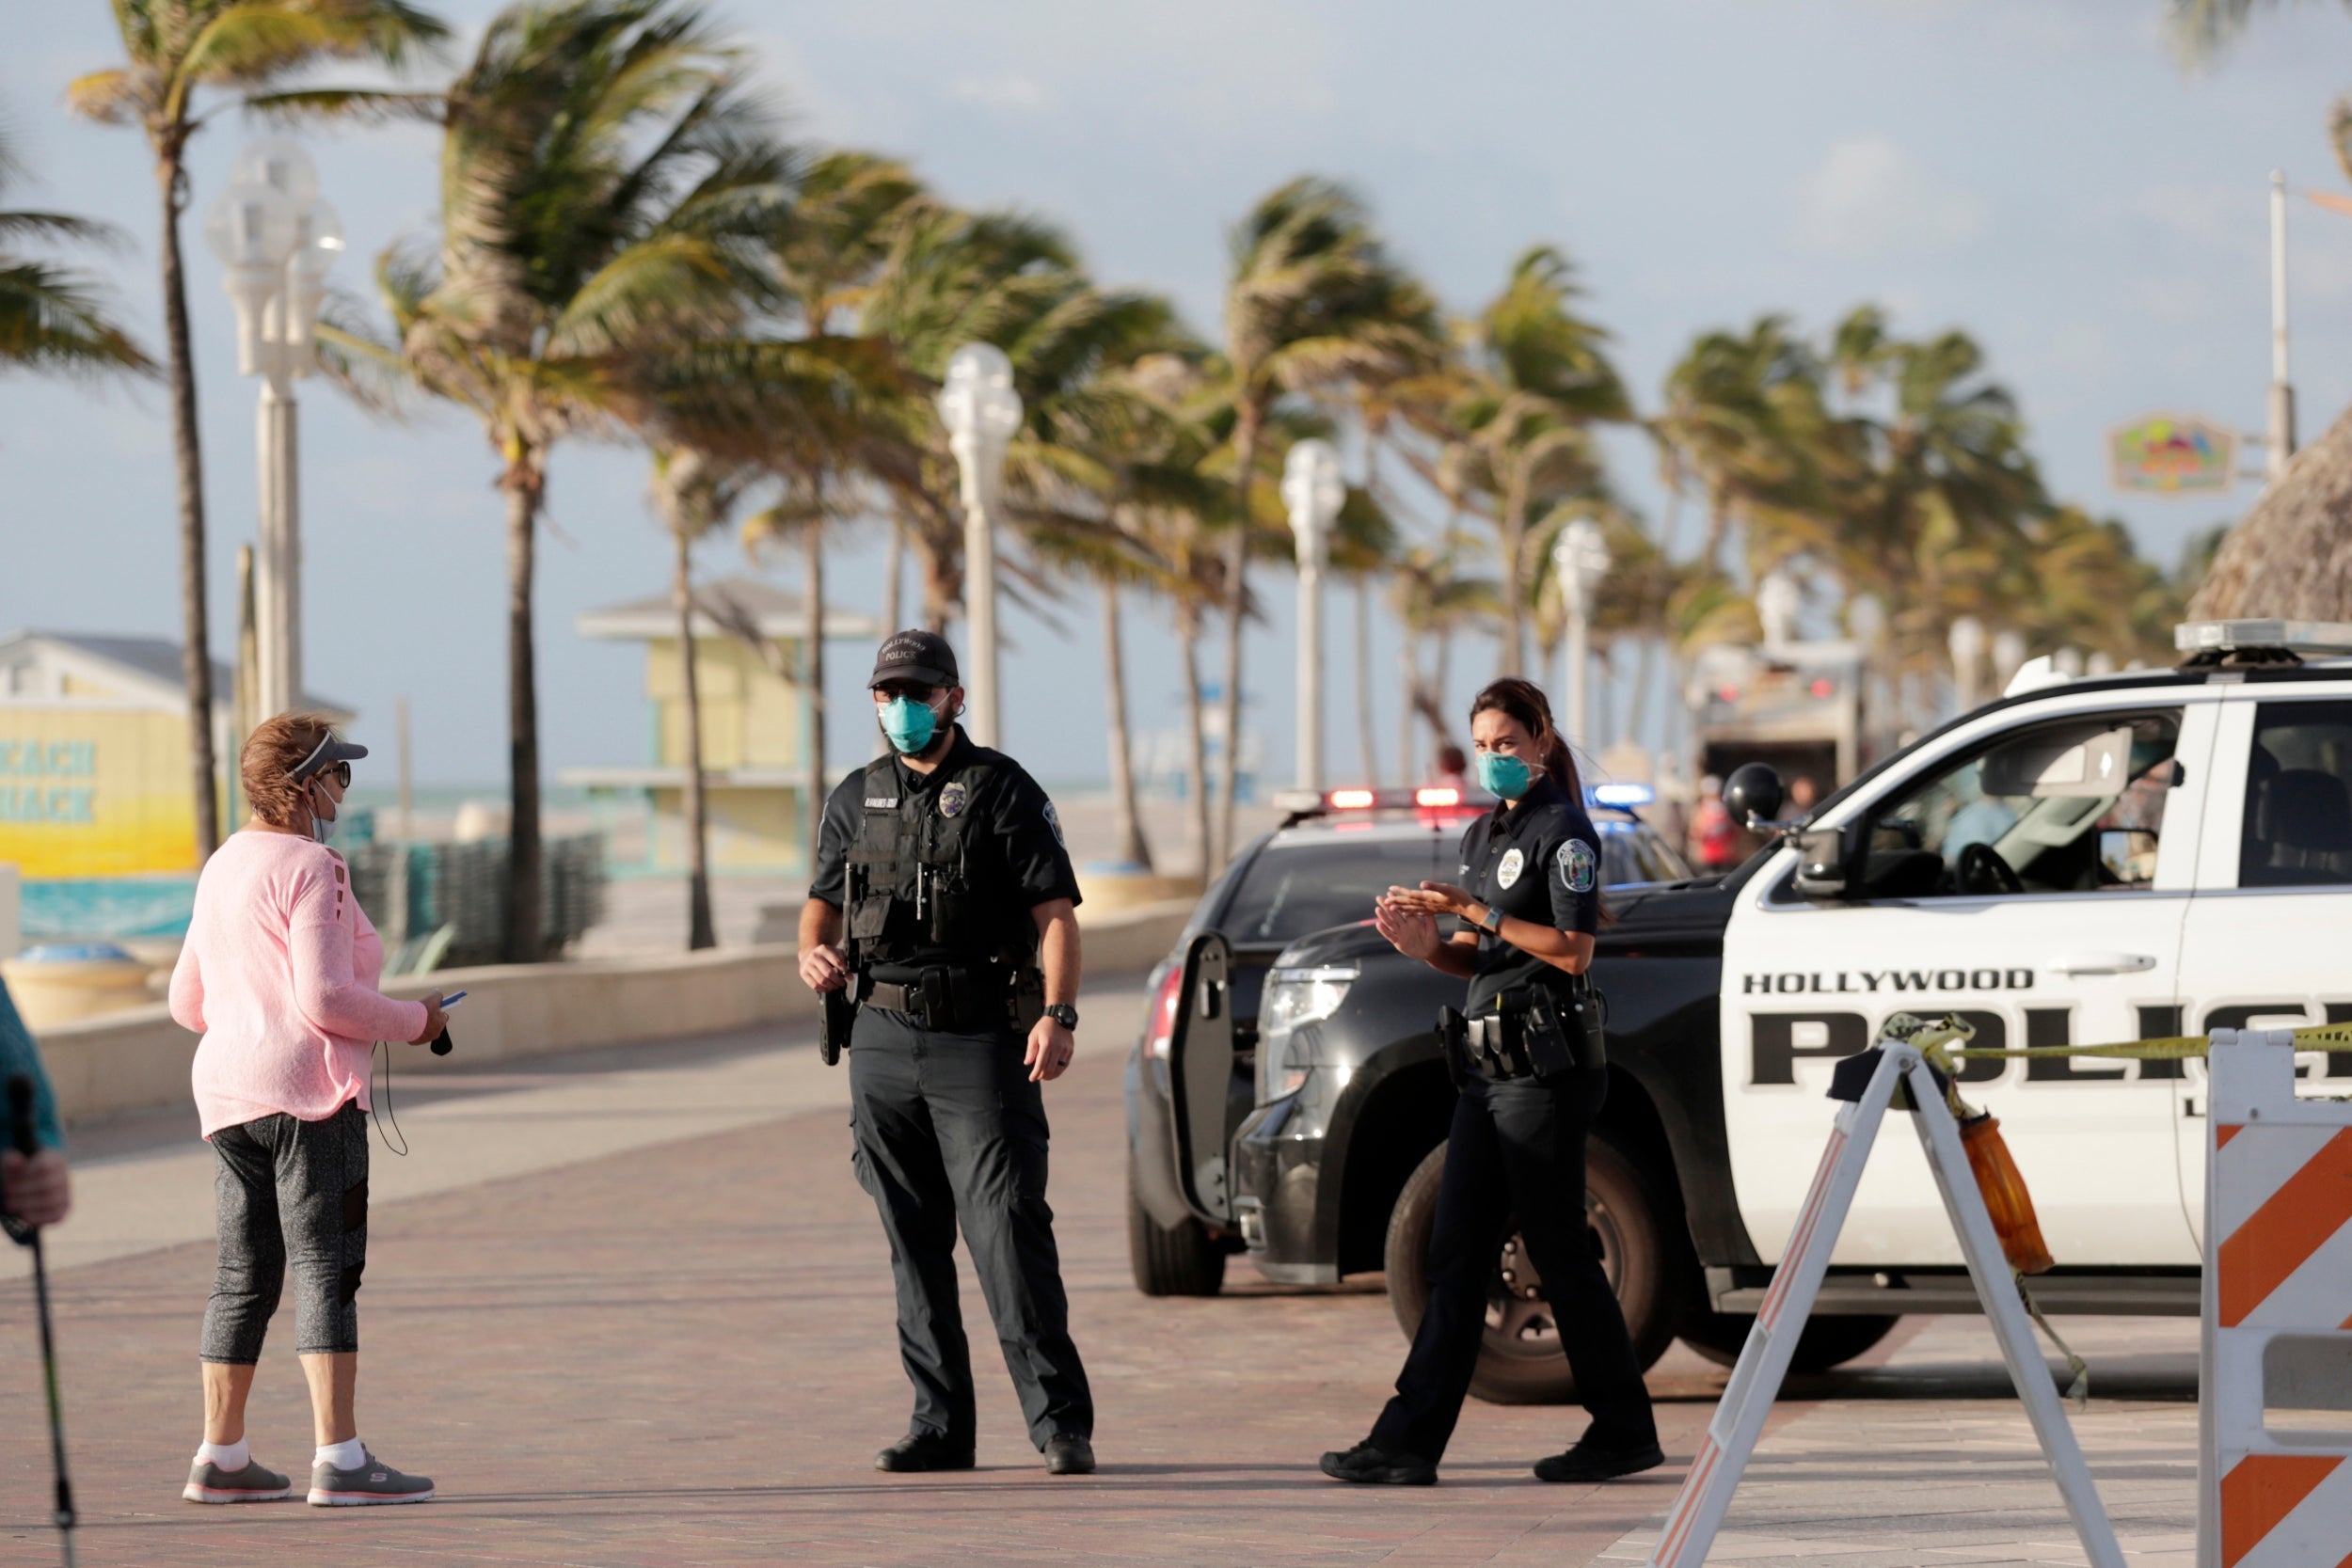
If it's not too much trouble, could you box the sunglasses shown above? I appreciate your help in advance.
[309,760,353,789]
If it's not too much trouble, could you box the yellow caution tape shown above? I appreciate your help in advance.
[1949,1022,2352,1062]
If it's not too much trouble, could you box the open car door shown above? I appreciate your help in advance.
[1166,930,1237,1227]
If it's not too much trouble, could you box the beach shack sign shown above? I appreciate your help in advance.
[2106,413,2237,495]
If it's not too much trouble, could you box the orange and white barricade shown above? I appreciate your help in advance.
[1647,1023,2122,1568]
[2199,1027,2352,1568]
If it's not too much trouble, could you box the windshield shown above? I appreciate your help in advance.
[1219,832,1457,944]
[1603,822,1692,884]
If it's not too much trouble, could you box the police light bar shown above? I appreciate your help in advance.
[2175,619,2352,658]
[1277,785,1496,817]
[1588,783,1655,809]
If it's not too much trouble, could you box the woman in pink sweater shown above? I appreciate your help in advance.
[168,713,447,1509]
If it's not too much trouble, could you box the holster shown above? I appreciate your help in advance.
[820,988,857,1066]
[1474,979,1609,1080]
[1436,1006,1471,1087]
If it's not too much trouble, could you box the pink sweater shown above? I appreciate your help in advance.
[170,831,430,1137]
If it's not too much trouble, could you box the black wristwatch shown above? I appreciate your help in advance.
[1044,1003,1079,1030]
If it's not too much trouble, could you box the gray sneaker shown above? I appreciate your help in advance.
[183,1457,292,1503]
[308,1448,435,1507]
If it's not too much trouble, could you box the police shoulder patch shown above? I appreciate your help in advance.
[1558,837,1597,893]
[1042,798,1064,846]
[938,780,970,818]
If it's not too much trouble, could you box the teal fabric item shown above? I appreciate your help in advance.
[1474,752,1533,800]
[0,977,64,1150]
[881,695,938,754]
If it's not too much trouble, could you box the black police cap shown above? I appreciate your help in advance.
[868,629,960,689]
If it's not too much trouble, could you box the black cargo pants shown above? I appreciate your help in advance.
[847,1005,1092,1449]
[1370,1066,1656,1463]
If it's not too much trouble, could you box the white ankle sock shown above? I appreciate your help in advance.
[196,1438,250,1471]
[315,1438,364,1471]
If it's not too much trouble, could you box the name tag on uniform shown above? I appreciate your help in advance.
[866,796,898,808]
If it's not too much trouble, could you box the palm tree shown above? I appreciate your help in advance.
[753,148,925,857]
[1814,313,2046,693]
[319,0,788,960]
[1652,314,1824,577]
[646,446,751,949]
[0,126,153,382]
[1389,534,1499,773]
[71,0,448,861]
[1212,176,1439,866]
[1453,245,1631,675]
[1012,338,1211,872]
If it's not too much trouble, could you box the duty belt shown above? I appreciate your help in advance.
[857,963,1043,1035]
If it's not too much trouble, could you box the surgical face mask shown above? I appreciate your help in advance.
[307,781,339,844]
[880,694,946,754]
[1475,751,1534,800]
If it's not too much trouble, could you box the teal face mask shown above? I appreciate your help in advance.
[1475,751,1533,800]
[881,694,941,753]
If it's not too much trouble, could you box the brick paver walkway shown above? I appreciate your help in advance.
[0,981,2201,1566]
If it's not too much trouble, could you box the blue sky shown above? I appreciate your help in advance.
[5,0,2351,788]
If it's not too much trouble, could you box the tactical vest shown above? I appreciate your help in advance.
[842,750,1030,971]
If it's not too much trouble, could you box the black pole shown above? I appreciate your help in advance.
[6,1075,75,1567]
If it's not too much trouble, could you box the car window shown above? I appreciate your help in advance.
[1859,710,2180,899]
[1601,822,1692,885]
[2241,701,2352,888]
[1218,834,1455,943]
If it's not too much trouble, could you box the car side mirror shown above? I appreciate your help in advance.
[2097,827,2158,886]
[1723,763,1785,829]
[1790,827,1850,900]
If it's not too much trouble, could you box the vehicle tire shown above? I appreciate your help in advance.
[1384,1130,1685,1405]
[1128,1176,1225,1297]
[1677,1309,1900,1373]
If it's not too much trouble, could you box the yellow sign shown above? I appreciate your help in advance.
[0,708,197,877]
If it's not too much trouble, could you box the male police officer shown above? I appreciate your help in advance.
[798,629,1095,1477]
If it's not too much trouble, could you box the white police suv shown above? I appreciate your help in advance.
[1145,620,2352,1403]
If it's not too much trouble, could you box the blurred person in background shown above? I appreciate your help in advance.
[168,713,447,1509]
[0,976,70,1229]
[1690,773,1741,872]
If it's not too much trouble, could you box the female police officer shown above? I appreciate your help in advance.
[1320,677,1661,1487]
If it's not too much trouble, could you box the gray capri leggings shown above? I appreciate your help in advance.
[199,1100,369,1362]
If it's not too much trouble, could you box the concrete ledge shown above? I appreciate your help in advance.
[38,897,1194,1128]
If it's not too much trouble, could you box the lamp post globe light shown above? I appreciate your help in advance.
[203,137,342,721]
[937,342,1022,748]
[1551,518,1610,747]
[1281,438,1343,792]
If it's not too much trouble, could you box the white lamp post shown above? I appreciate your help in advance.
[1282,439,1343,792]
[937,342,1021,747]
[204,137,342,721]
[1552,519,1610,746]
[1948,615,1985,714]
[1991,627,2027,693]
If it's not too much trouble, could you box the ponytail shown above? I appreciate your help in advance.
[1471,676,1611,926]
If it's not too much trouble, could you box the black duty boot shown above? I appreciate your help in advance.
[1319,1441,1437,1486]
[1532,1434,1664,1483]
[1043,1433,1095,1475]
[874,1432,976,1473]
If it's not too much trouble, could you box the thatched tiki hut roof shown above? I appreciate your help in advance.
[2192,404,2352,618]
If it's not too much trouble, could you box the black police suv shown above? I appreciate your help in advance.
[1122,784,1699,1397]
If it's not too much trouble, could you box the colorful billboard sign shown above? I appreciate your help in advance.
[2106,414,2237,495]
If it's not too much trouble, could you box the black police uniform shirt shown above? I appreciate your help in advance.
[810,725,1082,977]
[1455,770,1602,1016]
